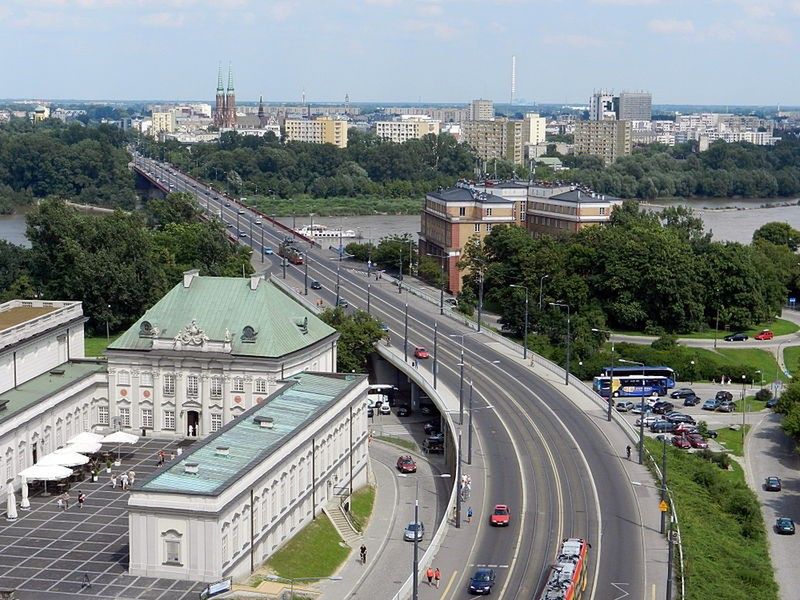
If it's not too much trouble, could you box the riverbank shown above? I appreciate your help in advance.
[247,194,422,217]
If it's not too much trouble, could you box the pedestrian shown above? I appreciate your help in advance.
[434,567,441,588]
[359,544,367,564]
[110,474,117,489]
[78,491,86,509]
[467,506,473,524]
[411,360,416,369]
[80,572,92,590]
[176,447,183,457]
[157,455,164,468]
[426,566,434,586]
[120,472,129,491]
[63,492,70,510]
[626,445,632,460]
[128,471,136,487]
[57,496,64,511]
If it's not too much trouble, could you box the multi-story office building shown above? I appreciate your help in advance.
[589,92,615,121]
[470,99,494,121]
[150,111,177,137]
[375,116,440,143]
[574,120,632,164]
[283,116,348,148]
[526,187,622,237]
[525,113,546,145]
[419,184,515,294]
[617,92,652,121]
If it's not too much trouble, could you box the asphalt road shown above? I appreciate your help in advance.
[133,156,646,600]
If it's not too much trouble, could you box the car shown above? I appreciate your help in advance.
[716,400,736,413]
[636,415,660,427]
[652,401,675,414]
[686,433,708,449]
[427,432,444,444]
[670,388,696,399]
[403,521,425,541]
[445,298,458,306]
[776,517,795,535]
[379,322,390,333]
[615,401,635,412]
[336,298,349,308]
[702,399,720,411]
[262,246,274,255]
[224,202,231,207]
[630,403,653,415]
[414,347,430,359]
[468,568,496,595]
[238,209,245,215]
[755,329,774,340]
[424,421,440,435]
[715,390,734,402]
[650,420,677,433]
[379,403,391,415]
[226,222,233,228]
[310,280,322,290]
[767,397,778,409]
[255,219,262,225]
[703,429,719,439]
[490,504,511,526]
[420,405,434,416]
[396,455,417,473]
[724,332,748,342]
[683,394,701,407]
[672,436,692,449]
[673,422,696,435]
[396,406,412,417]
[667,413,696,424]
[765,476,782,492]
[238,230,247,237]
[422,438,443,454]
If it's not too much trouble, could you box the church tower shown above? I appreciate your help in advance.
[214,64,225,128]
[258,95,266,127]
[225,64,236,128]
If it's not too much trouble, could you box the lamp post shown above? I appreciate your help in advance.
[449,332,478,425]
[105,304,111,341]
[467,362,498,465]
[689,360,695,385]
[433,322,438,389]
[398,252,404,294]
[367,283,371,315]
[549,302,571,385]
[304,253,309,295]
[477,271,484,333]
[404,303,409,363]
[538,274,549,310]
[741,373,747,448]
[427,252,446,316]
[510,284,529,359]
[260,225,265,263]
[620,358,645,464]
[455,428,463,529]
[591,328,614,422]
[755,369,763,388]
[335,262,341,307]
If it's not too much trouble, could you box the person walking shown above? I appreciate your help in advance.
[434,567,441,588]
[63,492,70,510]
[57,496,64,511]
[176,447,183,457]
[626,445,632,460]
[359,544,367,564]
[128,471,136,487]
[426,566,434,586]
[111,474,117,489]
[467,506,473,524]
[120,472,129,491]
[80,572,92,590]
[77,491,86,509]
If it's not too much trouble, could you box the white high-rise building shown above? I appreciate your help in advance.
[589,92,615,121]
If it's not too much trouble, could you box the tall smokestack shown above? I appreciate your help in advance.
[511,55,516,106]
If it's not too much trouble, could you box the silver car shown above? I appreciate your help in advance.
[403,522,425,542]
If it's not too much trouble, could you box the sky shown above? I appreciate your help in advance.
[0,0,799,105]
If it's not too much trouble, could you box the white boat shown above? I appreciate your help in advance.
[294,224,358,239]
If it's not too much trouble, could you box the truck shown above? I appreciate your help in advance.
[278,241,304,265]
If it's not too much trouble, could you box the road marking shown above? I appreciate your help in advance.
[472,564,510,569]
[440,569,458,596]
[610,582,630,599]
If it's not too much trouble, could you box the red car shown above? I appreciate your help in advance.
[396,455,417,473]
[414,347,430,359]
[755,329,774,340]
[490,504,511,526]
[686,433,708,449]
[672,436,691,449]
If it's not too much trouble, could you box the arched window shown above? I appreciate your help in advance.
[161,529,182,565]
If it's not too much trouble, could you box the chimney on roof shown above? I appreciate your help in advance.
[215,446,230,457]
[184,463,199,475]
[254,415,274,429]
[183,269,200,288]
[250,274,263,291]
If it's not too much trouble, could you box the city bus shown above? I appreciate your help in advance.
[592,375,669,398]
[599,365,676,388]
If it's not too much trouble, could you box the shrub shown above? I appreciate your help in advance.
[755,388,772,402]
[651,334,678,350]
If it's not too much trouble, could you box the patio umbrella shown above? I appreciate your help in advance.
[6,483,17,521]
[102,431,140,463]
[19,464,73,497]
[62,441,102,455]
[37,452,89,468]
[20,476,29,510]
[68,432,104,445]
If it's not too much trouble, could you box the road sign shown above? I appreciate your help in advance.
[659,500,669,512]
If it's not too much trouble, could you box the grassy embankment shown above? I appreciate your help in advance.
[617,318,799,340]
[782,345,800,376]
[248,195,422,217]
[645,438,778,600]
[84,335,122,357]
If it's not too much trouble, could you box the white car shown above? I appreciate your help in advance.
[379,403,391,416]
[636,415,660,427]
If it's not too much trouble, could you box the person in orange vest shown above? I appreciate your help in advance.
[426,566,434,586]
[434,567,441,588]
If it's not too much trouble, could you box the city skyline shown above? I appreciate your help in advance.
[1,0,799,105]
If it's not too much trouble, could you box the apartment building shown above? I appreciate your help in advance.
[150,111,177,138]
[283,116,348,148]
[470,99,494,121]
[617,92,652,121]
[574,120,632,164]
[463,114,543,165]
[375,116,440,143]
[526,187,622,237]
[470,181,529,227]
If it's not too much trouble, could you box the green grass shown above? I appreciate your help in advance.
[349,485,375,533]
[715,424,750,456]
[84,334,121,357]
[687,347,789,383]
[783,346,800,376]
[617,318,799,340]
[645,439,778,600]
[265,515,349,580]
[374,434,418,452]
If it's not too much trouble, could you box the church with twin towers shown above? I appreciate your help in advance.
[213,64,237,129]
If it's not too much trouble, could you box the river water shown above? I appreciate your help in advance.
[3,199,800,248]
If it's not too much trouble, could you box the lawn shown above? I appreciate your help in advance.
[714,424,750,456]
[687,347,789,383]
[349,485,375,533]
[617,318,799,340]
[646,439,778,600]
[783,346,800,376]
[374,434,418,452]
[265,514,350,580]
[84,334,121,357]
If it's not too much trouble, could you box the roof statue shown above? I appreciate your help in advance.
[173,319,209,349]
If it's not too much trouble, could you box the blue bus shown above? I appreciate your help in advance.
[600,365,676,388]
[593,375,669,398]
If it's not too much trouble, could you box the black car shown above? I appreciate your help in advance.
[767,397,778,409]
[667,413,696,425]
[468,568,496,595]
[765,476,782,492]
[724,332,748,342]
[367,407,374,418]
[650,420,677,433]
[396,406,411,417]
[424,421,440,435]
[336,298,349,308]
[652,401,675,414]
[682,394,701,407]
[776,517,795,535]
[310,280,322,290]
[670,388,696,399]
[715,390,734,402]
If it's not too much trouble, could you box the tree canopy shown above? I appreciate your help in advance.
[319,308,386,372]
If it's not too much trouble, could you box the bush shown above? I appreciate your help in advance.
[755,388,773,402]
[651,334,678,350]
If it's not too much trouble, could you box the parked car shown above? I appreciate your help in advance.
[403,521,425,541]
[682,394,701,407]
[414,347,430,359]
[396,406,412,417]
[310,280,322,290]
[636,415,660,427]
[651,420,677,433]
[468,568,497,595]
[670,388,696,399]
[776,517,795,535]
[755,329,774,340]
[765,476,782,492]
[702,399,721,411]
[686,433,708,449]
[396,455,417,473]
[422,438,443,454]
[672,436,692,449]
[615,401,635,412]
[379,403,391,415]
[424,421,440,435]
[724,332,748,342]
[489,504,511,526]
[716,400,736,413]
[715,390,734,402]
[238,209,245,215]
[652,401,675,414]
[667,413,696,425]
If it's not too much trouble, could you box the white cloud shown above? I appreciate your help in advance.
[140,11,185,27]
[647,18,695,34]
[267,1,294,21]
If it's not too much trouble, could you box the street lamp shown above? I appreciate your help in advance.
[477,270,485,333]
[755,369,763,388]
[689,360,695,385]
[741,373,747,448]
[591,327,615,422]
[538,274,549,310]
[449,332,479,425]
[620,358,645,464]
[510,284,529,359]
[304,252,309,295]
[427,252,447,316]
[549,302,571,386]
[464,364,498,464]
[265,575,342,599]
[105,304,112,341]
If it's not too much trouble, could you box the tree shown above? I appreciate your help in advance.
[145,192,199,229]
[753,222,800,251]
[319,308,386,372]
[372,234,417,273]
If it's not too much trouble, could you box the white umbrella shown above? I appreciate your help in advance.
[6,483,17,521]
[62,441,102,454]
[37,452,89,468]
[20,476,29,510]
[102,431,140,464]
[68,432,104,445]
[19,464,72,497]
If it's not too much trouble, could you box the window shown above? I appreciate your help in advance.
[162,530,182,565]
[222,533,229,563]
[164,410,175,430]
[5,455,12,482]
[232,523,240,553]
[163,374,175,396]
[140,372,153,387]
[56,428,63,448]
[211,413,223,432]
[458,207,466,216]
[120,407,131,428]
[187,375,199,397]
[118,371,130,386]
[17,451,24,473]
[486,224,493,232]
[98,405,109,426]
[211,377,223,397]
[254,378,267,394]
[600,207,606,215]
[233,378,244,393]
[486,208,492,216]
[141,408,153,429]
[473,223,480,233]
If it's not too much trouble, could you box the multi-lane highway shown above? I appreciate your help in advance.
[132,155,645,599]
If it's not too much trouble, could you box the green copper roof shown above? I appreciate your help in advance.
[140,372,364,496]
[0,360,106,426]
[108,276,336,358]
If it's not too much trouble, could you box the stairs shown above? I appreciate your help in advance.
[324,504,362,547]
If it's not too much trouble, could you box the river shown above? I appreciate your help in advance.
[3,199,800,248]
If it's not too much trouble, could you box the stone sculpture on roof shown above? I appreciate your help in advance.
[173,319,209,348]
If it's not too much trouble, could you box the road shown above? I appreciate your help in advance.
[133,156,646,599]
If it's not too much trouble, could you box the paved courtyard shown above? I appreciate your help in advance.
[0,437,206,599]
